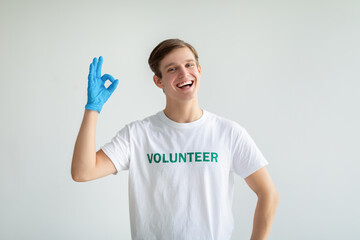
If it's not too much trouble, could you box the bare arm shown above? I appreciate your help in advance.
[71,109,116,182]
[71,56,119,182]
[245,167,279,240]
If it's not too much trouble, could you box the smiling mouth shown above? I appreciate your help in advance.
[176,80,194,88]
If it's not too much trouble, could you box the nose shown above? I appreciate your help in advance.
[178,66,189,79]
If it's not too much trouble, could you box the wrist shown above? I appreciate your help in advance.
[85,103,102,114]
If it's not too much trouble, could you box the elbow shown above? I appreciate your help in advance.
[273,189,279,206]
[71,158,91,182]
[71,168,89,182]
[72,173,89,182]
[71,173,83,182]
[268,188,279,203]
[258,188,279,207]
[71,170,82,182]
[270,189,280,210]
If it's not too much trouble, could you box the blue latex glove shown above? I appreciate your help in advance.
[85,56,119,113]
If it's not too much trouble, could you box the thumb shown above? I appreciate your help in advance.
[107,79,119,95]
[101,74,115,82]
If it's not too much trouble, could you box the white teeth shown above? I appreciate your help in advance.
[177,81,193,88]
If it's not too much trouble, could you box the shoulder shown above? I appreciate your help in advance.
[123,111,162,131]
[205,110,245,132]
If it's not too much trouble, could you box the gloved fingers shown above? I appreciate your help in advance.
[89,57,97,78]
[88,63,92,77]
[88,61,96,84]
[96,56,103,78]
[89,61,92,73]
[92,57,98,68]
[101,74,115,83]
[107,79,119,95]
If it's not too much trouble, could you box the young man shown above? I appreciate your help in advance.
[72,39,279,240]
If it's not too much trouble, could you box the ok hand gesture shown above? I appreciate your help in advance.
[85,56,119,114]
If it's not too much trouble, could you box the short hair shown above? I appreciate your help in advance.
[148,39,199,78]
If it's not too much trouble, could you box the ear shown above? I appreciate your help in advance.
[153,75,163,89]
[197,64,202,76]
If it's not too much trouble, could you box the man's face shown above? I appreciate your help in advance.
[153,47,201,103]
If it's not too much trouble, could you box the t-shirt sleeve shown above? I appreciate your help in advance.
[100,125,131,174]
[231,124,269,179]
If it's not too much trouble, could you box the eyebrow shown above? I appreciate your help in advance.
[163,59,196,70]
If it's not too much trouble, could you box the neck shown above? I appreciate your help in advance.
[163,98,203,123]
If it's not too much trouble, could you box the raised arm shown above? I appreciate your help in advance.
[71,56,119,182]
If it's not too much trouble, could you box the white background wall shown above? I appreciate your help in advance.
[1,0,359,239]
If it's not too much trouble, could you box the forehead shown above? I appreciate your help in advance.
[160,47,196,69]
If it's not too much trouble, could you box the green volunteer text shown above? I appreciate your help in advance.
[146,152,218,164]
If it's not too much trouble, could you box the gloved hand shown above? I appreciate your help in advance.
[85,56,119,113]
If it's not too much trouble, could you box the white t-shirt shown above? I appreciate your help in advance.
[101,110,268,240]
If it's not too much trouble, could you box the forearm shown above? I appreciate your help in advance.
[250,191,279,240]
[71,109,99,181]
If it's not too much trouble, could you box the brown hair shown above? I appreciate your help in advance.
[148,39,199,78]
